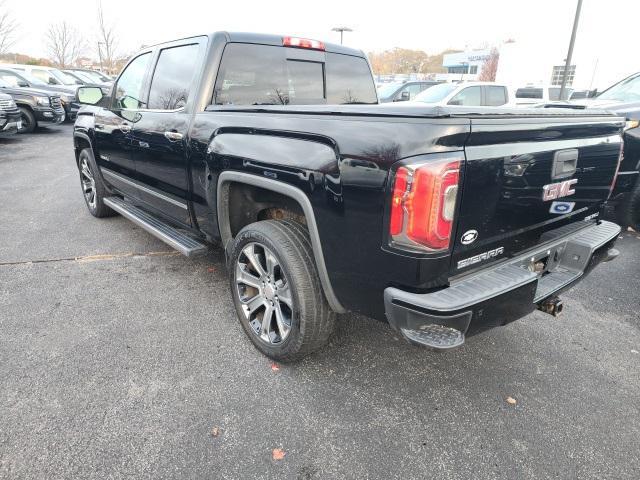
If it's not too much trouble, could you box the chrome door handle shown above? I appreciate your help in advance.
[164,131,183,142]
[95,124,104,130]
[119,124,131,133]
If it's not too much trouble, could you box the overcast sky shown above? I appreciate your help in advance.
[4,0,639,78]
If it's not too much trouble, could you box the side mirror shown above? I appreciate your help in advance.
[396,91,410,101]
[77,86,104,105]
[17,80,29,87]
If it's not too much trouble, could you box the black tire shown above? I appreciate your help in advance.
[78,148,116,218]
[229,220,335,362]
[17,107,36,134]
[616,180,640,231]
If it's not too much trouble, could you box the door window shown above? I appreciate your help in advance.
[448,86,482,106]
[485,86,507,106]
[396,84,422,101]
[32,69,59,85]
[148,44,200,110]
[113,53,151,110]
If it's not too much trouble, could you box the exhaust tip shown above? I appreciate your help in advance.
[538,296,563,317]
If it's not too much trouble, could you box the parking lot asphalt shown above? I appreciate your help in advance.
[1,124,639,479]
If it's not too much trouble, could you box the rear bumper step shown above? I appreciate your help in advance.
[104,197,208,257]
[385,221,621,350]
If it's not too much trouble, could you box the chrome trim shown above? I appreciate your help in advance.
[217,171,346,313]
[101,168,188,210]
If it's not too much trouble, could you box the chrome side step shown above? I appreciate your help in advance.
[104,197,208,257]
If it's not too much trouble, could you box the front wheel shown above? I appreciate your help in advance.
[17,107,36,134]
[229,220,335,362]
[78,148,115,218]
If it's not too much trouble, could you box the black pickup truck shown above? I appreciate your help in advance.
[72,32,623,361]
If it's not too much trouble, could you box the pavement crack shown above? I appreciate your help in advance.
[0,251,179,267]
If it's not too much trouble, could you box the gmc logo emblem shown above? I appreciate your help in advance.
[542,178,578,201]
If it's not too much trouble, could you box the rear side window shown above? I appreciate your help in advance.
[212,43,376,106]
[148,44,200,110]
[516,88,543,99]
[485,86,507,106]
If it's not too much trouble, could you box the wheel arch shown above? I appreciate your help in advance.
[217,171,346,313]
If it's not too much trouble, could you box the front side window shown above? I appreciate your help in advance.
[396,84,422,101]
[449,86,482,106]
[114,53,151,109]
[212,43,376,106]
[148,44,199,110]
[485,86,507,106]
[32,69,60,85]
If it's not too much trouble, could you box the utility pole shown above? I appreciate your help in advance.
[97,42,104,72]
[559,0,582,100]
[331,27,353,45]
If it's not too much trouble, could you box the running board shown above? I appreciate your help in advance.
[104,197,208,257]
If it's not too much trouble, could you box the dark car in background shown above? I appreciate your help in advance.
[0,78,65,132]
[0,93,21,136]
[0,67,79,121]
[566,72,640,230]
[377,80,440,102]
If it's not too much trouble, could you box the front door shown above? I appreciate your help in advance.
[95,52,152,196]
[129,42,204,226]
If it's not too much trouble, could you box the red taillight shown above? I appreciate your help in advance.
[389,159,461,251]
[282,36,325,51]
[390,167,409,235]
[609,138,624,199]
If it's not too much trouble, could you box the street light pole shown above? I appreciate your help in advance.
[331,27,353,45]
[97,42,104,72]
[559,0,583,100]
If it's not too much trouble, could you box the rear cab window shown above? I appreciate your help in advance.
[515,88,543,99]
[212,43,377,106]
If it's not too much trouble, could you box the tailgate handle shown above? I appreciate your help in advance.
[552,149,578,179]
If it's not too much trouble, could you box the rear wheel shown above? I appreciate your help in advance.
[78,148,115,218]
[616,180,640,231]
[17,107,36,134]
[229,220,335,362]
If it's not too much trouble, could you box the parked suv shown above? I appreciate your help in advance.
[0,78,65,132]
[377,81,440,102]
[0,93,21,136]
[0,66,78,120]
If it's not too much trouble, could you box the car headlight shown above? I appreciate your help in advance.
[35,96,50,106]
[624,119,640,131]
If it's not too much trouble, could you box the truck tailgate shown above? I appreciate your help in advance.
[451,115,624,275]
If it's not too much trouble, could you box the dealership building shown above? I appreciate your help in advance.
[436,42,636,93]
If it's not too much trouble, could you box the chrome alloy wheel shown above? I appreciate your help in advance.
[80,157,97,209]
[235,242,294,344]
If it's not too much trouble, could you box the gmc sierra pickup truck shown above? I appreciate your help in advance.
[73,32,623,361]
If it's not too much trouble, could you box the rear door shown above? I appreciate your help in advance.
[128,39,205,226]
[451,115,623,275]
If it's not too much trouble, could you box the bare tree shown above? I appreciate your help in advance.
[45,21,86,68]
[0,0,18,56]
[96,1,118,73]
[478,48,500,82]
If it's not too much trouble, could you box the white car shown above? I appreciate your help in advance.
[0,63,81,87]
[514,85,574,105]
[408,82,513,107]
